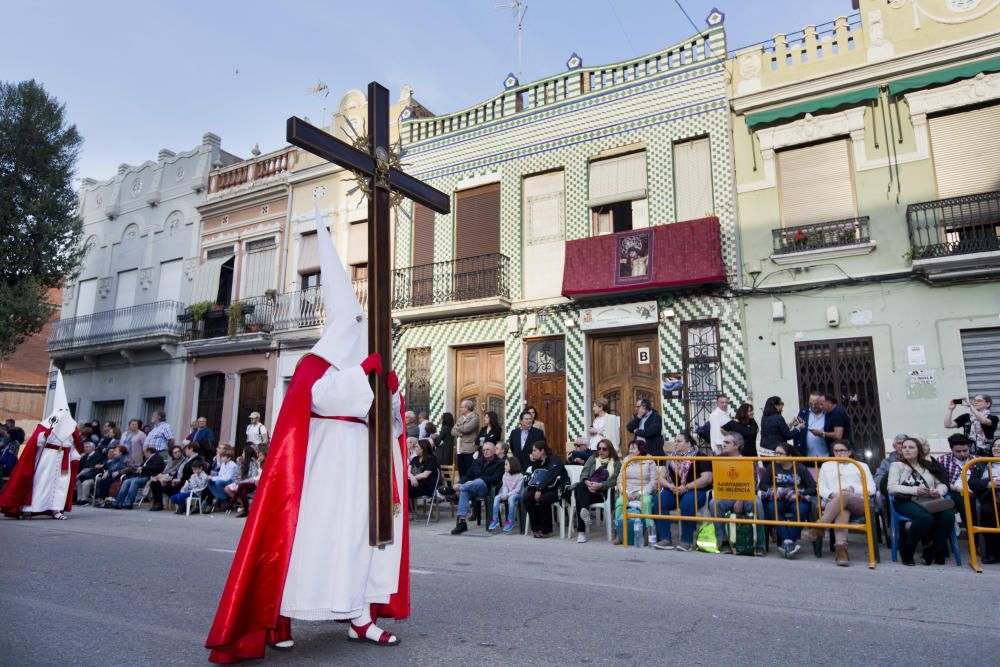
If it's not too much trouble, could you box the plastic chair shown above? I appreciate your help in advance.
[410,469,441,525]
[889,494,961,566]
[186,490,206,516]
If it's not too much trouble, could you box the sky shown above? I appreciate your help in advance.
[3,0,855,185]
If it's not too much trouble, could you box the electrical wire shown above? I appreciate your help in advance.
[606,0,636,53]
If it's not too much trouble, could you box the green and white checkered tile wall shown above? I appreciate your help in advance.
[392,28,746,441]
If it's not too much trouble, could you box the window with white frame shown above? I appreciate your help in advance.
[673,137,714,221]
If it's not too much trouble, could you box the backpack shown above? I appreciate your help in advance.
[726,512,758,556]
[695,421,711,442]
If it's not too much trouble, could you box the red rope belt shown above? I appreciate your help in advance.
[309,413,367,426]
[43,443,71,473]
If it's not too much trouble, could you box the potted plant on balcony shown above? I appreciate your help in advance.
[228,300,248,336]
[264,288,277,302]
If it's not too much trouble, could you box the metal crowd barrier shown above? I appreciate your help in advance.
[961,456,1000,574]
[621,455,877,569]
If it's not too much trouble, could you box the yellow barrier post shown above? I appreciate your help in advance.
[620,455,877,569]
[961,456,1000,574]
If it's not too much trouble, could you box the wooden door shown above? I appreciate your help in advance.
[589,330,660,450]
[197,373,226,439]
[525,337,567,457]
[236,370,268,456]
[455,345,505,429]
[795,337,885,468]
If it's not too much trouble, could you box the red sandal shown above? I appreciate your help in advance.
[348,621,399,646]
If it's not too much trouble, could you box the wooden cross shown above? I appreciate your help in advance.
[287,82,449,547]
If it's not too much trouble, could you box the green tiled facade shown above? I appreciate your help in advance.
[394,24,747,440]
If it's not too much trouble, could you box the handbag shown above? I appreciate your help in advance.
[910,467,955,514]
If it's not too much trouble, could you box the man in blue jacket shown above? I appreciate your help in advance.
[627,398,664,456]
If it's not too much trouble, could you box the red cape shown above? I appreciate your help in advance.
[206,354,410,663]
[0,424,82,518]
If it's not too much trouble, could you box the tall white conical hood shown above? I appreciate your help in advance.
[43,370,77,441]
[310,206,368,369]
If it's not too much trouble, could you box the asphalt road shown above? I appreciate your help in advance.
[1,505,997,666]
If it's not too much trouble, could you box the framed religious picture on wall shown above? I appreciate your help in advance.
[662,371,684,400]
[615,228,652,286]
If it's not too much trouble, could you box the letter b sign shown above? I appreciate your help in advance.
[637,346,650,365]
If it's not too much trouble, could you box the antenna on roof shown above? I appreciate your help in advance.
[493,1,528,81]
[308,80,331,125]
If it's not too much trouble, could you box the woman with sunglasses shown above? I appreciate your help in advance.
[574,438,621,543]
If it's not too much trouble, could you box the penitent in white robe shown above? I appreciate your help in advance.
[280,365,404,621]
[22,432,80,513]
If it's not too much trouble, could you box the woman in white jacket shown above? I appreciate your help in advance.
[806,439,876,566]
[613,440,657,544]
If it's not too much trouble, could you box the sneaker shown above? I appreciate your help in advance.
[487,519,500,531]
[675,542,694,552]
[780,540,792,558]
[786,542,801,558]
[754,546,766,557]
[502,519,514,533]
[653,539,674,550]
[576,534,588,543]
[450,520,468,535]
[579,508,592,530]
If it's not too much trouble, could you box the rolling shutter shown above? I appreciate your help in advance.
[348,220,368,265]
[455,183,500,259]
[674,137,713,221]
[778,139,856,226]
[588,151,646,207]
[412,204,436,266]
[929,104,1000,199]
[961,327,1000,400]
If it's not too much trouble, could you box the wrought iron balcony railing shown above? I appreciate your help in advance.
[907,190,1000,260]
[49,300,186,351]
[272,280,368,332]
[772,216,870,255]
[392,254,510,310]
[181,294,278,341]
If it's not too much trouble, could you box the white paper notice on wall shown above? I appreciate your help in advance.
[907,345,926,366]
[906,368,936,399]
[849,309,872,326]
[637,346,651,365]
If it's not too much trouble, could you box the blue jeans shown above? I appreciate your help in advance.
[170,491,195,507]
[115,476,149,507]
[653,489,708,544]
[457,479,488,518]
[492,493,519,523]
[207,480,231,500]
[762,497,812,542]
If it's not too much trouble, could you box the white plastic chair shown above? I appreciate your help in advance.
[186,490,205,516]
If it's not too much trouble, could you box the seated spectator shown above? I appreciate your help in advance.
[806,439,877,566]
[712,433,765,556]
[449,441,504,535]
[759,443,816,558]
[205,448,239,511]
[227,446,265,518]
[112,445,165,509]
[4,419,26,447]
[408,439,439,500]
[406,436,420,461]
[967,437,1000,564]
[613,440,657,545]
[567,436,593,466]
[574,438,621,543]
[887,436,956,566]
[0,425,17,477]
[653,432,712,552]
[169,458,209,514]
[489,456,523,533]
[149,442,200,511]
[522,441,569,539]
[95,445,128,505]
[936,433,977,528]
[73,441,104,505]
[157,445,185,481]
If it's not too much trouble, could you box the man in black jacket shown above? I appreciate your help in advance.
[626,398,664,456]
[523,441,569,538]
[148,442,201,511]
[74,441,106,505]
[450,441,504,535]
[508,410,545,471]
[112,445,166,509]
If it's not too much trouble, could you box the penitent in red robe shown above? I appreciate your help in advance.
[0,424,82,518]
[205,354,409,663]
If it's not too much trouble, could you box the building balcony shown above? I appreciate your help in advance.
[391,254,511,321]
[769,216,874,264]
[562,217,727,299]
[271,281,368,339]
[48,300,186,359]
[908,190,1000,278]
[179,295,277,354]
[206,146,297,200]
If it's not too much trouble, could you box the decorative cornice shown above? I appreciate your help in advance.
[904,70,1000,116]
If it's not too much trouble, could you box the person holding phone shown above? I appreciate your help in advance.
[944,395,997,456]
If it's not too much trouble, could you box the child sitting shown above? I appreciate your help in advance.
[489,457,524,533]
[170,458,208,514]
